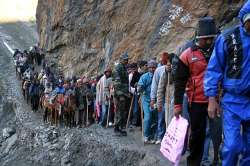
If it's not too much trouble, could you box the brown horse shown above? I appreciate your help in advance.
[49,94,64,126]
[64,93,76,128]
[41,94,55,124]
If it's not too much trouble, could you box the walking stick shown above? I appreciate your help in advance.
[126,93,134,129]
[139,97,144,142]
[165,72,171,126]
[86,96,89,126]
[106,95,111,128]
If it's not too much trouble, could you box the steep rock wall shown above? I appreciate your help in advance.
[36,0,244,77]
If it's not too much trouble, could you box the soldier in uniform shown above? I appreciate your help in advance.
[75,79,86,127]
[113,52,129,136]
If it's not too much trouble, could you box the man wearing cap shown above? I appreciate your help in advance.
[130,60,148,126]
[75,79,87,127]
[127,63,138,127]
[138,60,158,143]
[112,52,129,136]
[174,16,221,165]
[150,52,170,144]
[96,67,113,127]
[204,1,250,165]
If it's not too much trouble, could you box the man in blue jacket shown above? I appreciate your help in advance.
[138,60,158,144]
[55,80,65,94]
[204,1,250,165]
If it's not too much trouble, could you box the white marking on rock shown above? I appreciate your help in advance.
[3,40,14,54]
[159,4,192,37]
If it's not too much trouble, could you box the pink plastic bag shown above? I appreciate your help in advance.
[160,116,188,166]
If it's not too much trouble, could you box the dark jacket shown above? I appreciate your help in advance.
[112,63,129,97]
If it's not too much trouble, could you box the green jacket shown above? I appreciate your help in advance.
[112,63,129,97]
[75,84,91,108]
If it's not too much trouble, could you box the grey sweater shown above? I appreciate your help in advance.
[156,69,173,109]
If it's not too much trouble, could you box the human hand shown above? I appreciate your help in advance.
[150,100,155,109]
[208,97,221,118]
[166,63,171,72]
[158,105,162,112]
[174,105,182,118]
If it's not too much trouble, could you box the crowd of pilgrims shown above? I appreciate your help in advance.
[11,42,220,166]
[11,2,250,165]
[13,46,174,141]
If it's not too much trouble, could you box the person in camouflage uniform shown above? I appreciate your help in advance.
[75,78,91,127]
[112,52,129,136]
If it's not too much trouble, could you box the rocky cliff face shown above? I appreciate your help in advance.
[36,0,244,77]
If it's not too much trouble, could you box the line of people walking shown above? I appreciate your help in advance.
[11,1,250,165]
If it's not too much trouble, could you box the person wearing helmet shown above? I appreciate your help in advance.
[205,1,250,165]
[137,60,158,144]
[174,16,222,165]
[112,52,129,136]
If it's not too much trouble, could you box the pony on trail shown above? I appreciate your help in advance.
[64,93,76,127]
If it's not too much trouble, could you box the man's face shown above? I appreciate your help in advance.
[244,20,250,33]
[166,61,172,71]
[122,59,128,65]
[148,67,156,73]
[142,64,148,72]
[105,71,111,77]
[199,37,215,50]
[161,54,168,65]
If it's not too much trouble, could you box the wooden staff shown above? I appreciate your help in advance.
[126,93,134,129]
[86,96,89,126]
[106,95,111,128]
[139,97,144,142]
[165,72,171,126]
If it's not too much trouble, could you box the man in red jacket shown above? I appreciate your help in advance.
[173,17,221,166]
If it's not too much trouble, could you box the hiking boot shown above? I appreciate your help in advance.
[155,139,162,145]
[150,139,156,144]
[114,130,123,136]
[120,130,127,136]
[201,160,211,166]
[114,126,127,136]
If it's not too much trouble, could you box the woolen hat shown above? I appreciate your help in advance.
[120,52,129,60]
[196,16,217,39]
[147,60,157,68]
